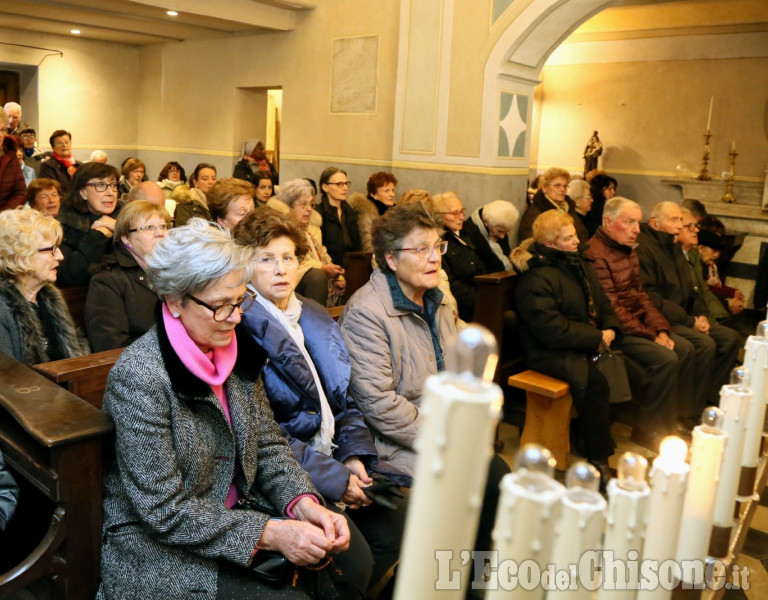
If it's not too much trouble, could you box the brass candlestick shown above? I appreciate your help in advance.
[697,130,712,180]
[722,148,738,203]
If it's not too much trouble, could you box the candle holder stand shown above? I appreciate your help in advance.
[721,149,738,203]
[697,131,712,181]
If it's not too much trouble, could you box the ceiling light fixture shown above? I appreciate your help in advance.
[71,29,81,34]
[166,10,178,16]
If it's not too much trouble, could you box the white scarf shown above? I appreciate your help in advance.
[470,208,512,271]
[251,287,336,455]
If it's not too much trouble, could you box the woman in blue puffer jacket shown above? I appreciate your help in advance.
[235,208,407,596]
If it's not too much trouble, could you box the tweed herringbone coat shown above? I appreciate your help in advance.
[97,320,318,600]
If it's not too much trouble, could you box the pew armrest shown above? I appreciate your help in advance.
[0,352,112,448]
[33,348,124,385]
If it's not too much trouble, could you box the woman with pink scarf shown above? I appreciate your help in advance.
[97,218,352,599]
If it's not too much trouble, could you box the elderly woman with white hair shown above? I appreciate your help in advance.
[0,206,89,364]
[461,199,520,273]
[566,179,593,236]
[278,178,346,306]
[97,218,351,599]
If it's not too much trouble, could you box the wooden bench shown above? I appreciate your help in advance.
[507,370,572,470]
[33,348,125,409]
[0,352,112,599]
[343,251,374,302]
[59,286,88,332]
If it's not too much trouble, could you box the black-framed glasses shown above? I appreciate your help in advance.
[187,292,256,322]
[393,240,448,259]
[684,223,700,232]
[327,181,352,189]
[84,181,119,192]
[436,209,466,218]
[37,245,61,256]
[129,223,170,234]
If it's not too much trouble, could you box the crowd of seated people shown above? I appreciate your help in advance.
[0,112,754,597]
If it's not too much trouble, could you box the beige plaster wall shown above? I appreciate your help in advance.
[534,57,768,180]
[0,27,139,158]
[137,0,399,170]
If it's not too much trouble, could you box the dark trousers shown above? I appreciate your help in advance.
[618,334,687,434]
[296,267,328,306]
[336,493,407,588]
[572,361,614,461]
[672,322,742,413]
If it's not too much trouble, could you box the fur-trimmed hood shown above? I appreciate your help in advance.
[0,276,89,364]
[346,192,379,221]
[170,184,206,207]
[510,237,536,273]
[2,134,19,157]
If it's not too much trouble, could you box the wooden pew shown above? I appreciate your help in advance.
[507,370,572,470]
[343,251,374,302]
[58,286,88,332]
[0,352,112,599]
[33,348,125,410]
[472,271,524,387]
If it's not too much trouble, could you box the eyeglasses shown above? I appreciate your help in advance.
[294,201,313,210]
[684,223,700,232]
[129,223,169,234]
[393,240,448,259]
[37,245,61,256]
[187,292,256,322]
[326,181,352,189]
[20,133,35,139]
[437,209,466,218]
[254,255,299,271]
[84,181,118,192]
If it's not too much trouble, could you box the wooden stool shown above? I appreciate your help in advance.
[507,370,572,470]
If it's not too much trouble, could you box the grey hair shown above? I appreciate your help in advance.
[277,178,314,208]
[603,197,641,224]
[482,200,519,231]
[3,101,20,113]
[146,218,254,300]
[649,201,678,222]
[89,149,108,162]
[567,179,590,201]
[431,191,459,227]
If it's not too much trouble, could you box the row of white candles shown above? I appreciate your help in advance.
[393,321,768,599]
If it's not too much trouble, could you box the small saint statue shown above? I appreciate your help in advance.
[583,130,602,177]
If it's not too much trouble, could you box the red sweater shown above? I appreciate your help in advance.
[0,136,26,212]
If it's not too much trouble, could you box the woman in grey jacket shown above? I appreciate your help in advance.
[97,219,349,600]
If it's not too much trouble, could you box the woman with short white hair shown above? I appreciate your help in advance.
[98,218,351,599]
[461,199,520,272]
[0,206,89,363]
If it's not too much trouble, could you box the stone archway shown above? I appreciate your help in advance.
[480,0,615,166]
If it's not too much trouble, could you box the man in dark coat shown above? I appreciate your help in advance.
[584,197,695,449]
[434,191,486,321]
[636,201,741,413]
[512,211,621,476]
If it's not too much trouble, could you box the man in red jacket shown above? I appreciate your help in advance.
[0,108,27,212]
[584,197,695,449]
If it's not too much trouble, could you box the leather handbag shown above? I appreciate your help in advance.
[594,344,632,404]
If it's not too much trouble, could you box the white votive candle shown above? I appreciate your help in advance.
[674,407,727,590]
[486,445,565,600]
[545,462,607,600]
[739,325,768,497]
[637,436,689,600]
[710,367,752,558]
[394,326,503,600]
[599,452,650,600]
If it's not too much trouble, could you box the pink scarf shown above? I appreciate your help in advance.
[162,304,240,507]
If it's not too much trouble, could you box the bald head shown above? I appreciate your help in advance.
[649,201,683,236]
[128,181,165,207]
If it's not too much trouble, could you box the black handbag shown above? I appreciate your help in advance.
[235,497,358,599]
[593,344,632,404]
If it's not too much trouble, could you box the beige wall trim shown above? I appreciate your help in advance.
[532,164,766,184]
